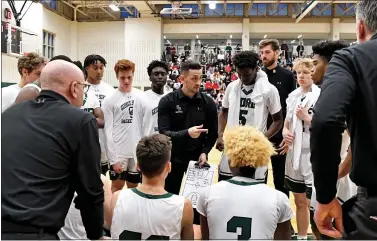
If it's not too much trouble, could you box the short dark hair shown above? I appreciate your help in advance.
[73,60,84,73]
[312,40,349,62]
[50,55,72,62]
[147,60,169,77]
[259,39,280,51]
[232,51,259,69]
[83,54,107,77]
[181,60,202,72]
[356,0,377,33]
[136,134,172,178]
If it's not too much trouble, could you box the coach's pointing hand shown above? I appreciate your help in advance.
[188,124,208,139]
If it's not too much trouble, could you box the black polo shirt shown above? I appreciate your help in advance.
[158,89,218,164]
[264,65,296,144]
[1,90,104,239]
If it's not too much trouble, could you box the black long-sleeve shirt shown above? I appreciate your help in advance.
[1,90,104,239]
[310,34,377,204]
[158,89,218,163]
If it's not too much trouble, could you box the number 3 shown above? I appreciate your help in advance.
[227,216,253,240]
[120,230,169,240]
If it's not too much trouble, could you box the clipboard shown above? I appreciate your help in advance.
[181,161,217,208]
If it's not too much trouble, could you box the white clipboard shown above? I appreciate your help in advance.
[181,161,217,208]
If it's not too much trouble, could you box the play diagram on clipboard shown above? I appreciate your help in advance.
[181,161,217,208]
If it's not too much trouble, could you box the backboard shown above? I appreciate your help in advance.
[160,8,193,15]
[1,22,39,57]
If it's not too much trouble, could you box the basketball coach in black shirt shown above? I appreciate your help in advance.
[259,39,296,197]
[1,60,104,240]
[311,0,377,238]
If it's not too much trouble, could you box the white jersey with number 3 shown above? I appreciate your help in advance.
[197,176,293,240]
[111,188,184,240]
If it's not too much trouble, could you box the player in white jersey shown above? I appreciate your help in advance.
[2,53,45,112]
[197,126,293,240]
[14,56,79,104]
[58,175,113,239]
[84,54,116,175]
[102,59,147,192]
[309,40,356,240]
[279,58,320,240]
[216,51,283,182]
[143,60,171,137]
[110,134,194,240]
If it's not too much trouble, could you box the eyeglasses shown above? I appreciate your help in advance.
[77,82,90,92]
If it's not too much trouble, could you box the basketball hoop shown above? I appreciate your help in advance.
[171,0,181,13]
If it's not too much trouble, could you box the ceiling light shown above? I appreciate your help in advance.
[167,40,171,44]
[209,1,216,10]
[230,35,232,39]
[109,4,120,11]
[264,35,267,38]
[196,35,199,39]
[198,40,201,44]
[297,35,302,38]
[291,40,296,44]
[163,36,166,39]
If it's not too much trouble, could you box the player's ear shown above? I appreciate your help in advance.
[167,161,171,174]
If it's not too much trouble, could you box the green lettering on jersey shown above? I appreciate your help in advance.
[227,216,253,240]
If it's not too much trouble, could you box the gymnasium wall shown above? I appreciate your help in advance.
[1,3,356,87]
[42,8,72,57]
[2,2,72,84]
[77,22,125,87]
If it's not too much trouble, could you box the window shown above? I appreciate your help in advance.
[41,0,57,10]
[226,4,244,16]
[269,3,288,16]
[43,30,55,59]
[205,4,223,16]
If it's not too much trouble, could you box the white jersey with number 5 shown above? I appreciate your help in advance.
[197,176,293,240]
[111,188,184,240]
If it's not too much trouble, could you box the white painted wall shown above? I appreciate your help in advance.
[42,8,72,57]
[1,1,44,84]
[124,18,163,88]
[77,22,125,87]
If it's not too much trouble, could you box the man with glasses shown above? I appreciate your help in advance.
[2,60,104,240]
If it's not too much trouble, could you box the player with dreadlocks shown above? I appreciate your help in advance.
[83,54,115,175]
[309,40,356,240]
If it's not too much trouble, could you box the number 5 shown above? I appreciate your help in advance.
[239,110,248,126]
[227,216,252,240]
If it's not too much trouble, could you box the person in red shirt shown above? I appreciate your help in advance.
[212,81,219,90]
[231,72,238,81]
[204,80,213,93]
[225,64,231,73]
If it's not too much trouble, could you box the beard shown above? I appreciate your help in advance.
[262,59,275,68]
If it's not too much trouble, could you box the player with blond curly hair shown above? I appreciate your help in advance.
[197,126,293,240]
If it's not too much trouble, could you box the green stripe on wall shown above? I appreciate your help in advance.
[1,82,15,88]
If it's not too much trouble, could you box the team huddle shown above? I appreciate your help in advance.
[1,38,356,240]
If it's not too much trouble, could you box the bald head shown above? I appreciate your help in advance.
[40,60,85,107]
